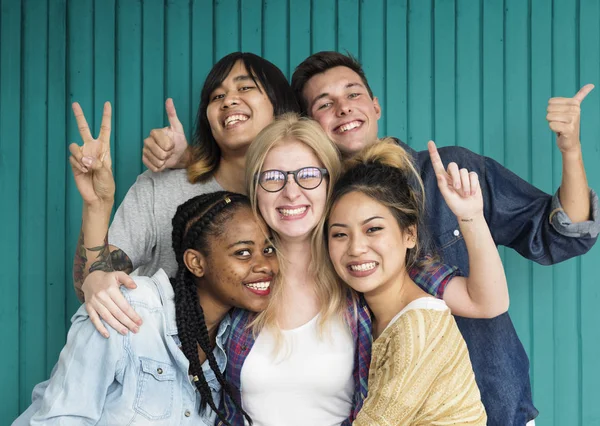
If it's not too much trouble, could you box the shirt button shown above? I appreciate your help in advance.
[157,368,163,374]
[184,410,191,417]
[453,229,460,237]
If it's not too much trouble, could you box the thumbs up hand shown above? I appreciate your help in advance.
[142,98,190,172]
[547,84,594,153]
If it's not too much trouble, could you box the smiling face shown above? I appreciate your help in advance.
[206,60,275,154]
[257,138,328,243]
[196,206,278,313]
[327,191,416,296]
[302,66,381,157]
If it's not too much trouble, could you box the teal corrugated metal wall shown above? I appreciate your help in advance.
[1,0,599,424]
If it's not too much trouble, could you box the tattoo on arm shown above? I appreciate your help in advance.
[73,230,87,302]
[73,231,133,302]
[109,249,133,274]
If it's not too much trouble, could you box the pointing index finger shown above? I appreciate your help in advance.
[573,84,595,103]
[72,102,94,143]
[428,140,446,175]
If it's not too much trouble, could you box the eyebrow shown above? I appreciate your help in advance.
[227,240,255,249]
[329,216,384,229]
[310,82,366,108]
[232,74,254,83]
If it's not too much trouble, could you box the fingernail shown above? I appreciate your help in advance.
[133,327,139,333]
[121,329,128,335]
[136,320,143,326]
[82,157,93,167]
[102,332,109,338]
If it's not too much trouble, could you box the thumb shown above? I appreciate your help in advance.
[573,84,595,103]
[166,98,183,132]
[115,271,137,289]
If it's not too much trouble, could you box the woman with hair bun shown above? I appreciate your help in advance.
[327,140,510,425]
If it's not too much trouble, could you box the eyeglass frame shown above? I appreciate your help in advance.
[256,166,329,193]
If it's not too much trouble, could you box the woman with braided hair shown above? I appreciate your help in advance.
[14,190,276,425]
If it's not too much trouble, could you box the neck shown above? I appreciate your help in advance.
[214,152,247,194]
[278,238,313,282]
[364,270,422,338]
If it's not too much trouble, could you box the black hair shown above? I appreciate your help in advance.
[291,51,374,115]
[188,52,300,183]
[171,191,253,426]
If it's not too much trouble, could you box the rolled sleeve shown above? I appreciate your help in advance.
[550,189,600,239]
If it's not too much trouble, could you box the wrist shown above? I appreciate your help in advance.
[457,212,485,226]
[560,146,583,162]
[84,198,114,214]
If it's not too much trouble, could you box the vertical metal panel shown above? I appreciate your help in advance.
[0,0,22,420]
[46,0,68,376]
[504,0,534,370]
[552,0,582,423]
[3,1,600,424]
[530,0,555,423]
[20,0,48,411]
[580,0,600,423]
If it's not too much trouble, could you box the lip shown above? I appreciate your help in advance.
[243,277,272,297]
[222,112,250,129]
[277,205,309,221]
[333,120,364,134]
[346,261,379,278]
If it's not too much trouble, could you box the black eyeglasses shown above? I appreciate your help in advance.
[257,167,329,193]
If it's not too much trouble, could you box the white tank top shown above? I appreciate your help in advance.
[240,314,355,426]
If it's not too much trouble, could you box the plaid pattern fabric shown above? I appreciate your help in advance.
[217,262,460,425]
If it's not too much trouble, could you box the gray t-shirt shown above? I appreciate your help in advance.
[108,169,223,278]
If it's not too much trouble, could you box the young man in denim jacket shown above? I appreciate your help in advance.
[288,51,599,426]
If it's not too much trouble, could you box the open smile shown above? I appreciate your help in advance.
[346,261,379,277]
[334,120,363,134]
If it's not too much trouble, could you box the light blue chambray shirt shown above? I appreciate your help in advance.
[13,269,230,426]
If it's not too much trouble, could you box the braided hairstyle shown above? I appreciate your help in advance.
[171,191,253,425]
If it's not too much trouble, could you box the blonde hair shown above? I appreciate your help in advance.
[244,113,346,338]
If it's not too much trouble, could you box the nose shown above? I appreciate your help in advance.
[281,175,301,200]
[347,234,368,256]
[253,257,273,275]
[336,99,352,116]
[221,92,239,109]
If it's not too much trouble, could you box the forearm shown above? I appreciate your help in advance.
[460,214,509,317]
[559,148,591,223]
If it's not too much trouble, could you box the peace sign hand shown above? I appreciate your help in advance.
[428,141,483,221]
[69,101,115,207]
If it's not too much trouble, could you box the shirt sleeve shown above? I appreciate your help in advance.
[14,306,126,425]
[408,259,462,299]
[550,188,600,238]
[108,171,157,271]
[481,154,598,264]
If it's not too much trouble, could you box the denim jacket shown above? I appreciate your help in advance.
[402,141,599,271]
[399,140,599,425]
[13,269,230,426]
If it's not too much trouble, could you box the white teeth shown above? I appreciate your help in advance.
[278,206,307,217]
[224,114,249,127]
[349,262,377,272]
[245,281,271,291]
[338,121,362,133]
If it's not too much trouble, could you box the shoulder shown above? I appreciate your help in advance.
[120,269,171,309]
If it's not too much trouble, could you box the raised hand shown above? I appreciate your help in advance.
[142,98,190,172]
[547,84,594,153]
[428,141,483,221]
[69,102,115,206]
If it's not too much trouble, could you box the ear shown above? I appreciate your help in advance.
[183,249,207,278]
[404,225,417,249]
[372,96,382,120]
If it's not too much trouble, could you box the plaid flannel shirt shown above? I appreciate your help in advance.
[217,260,460,426]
